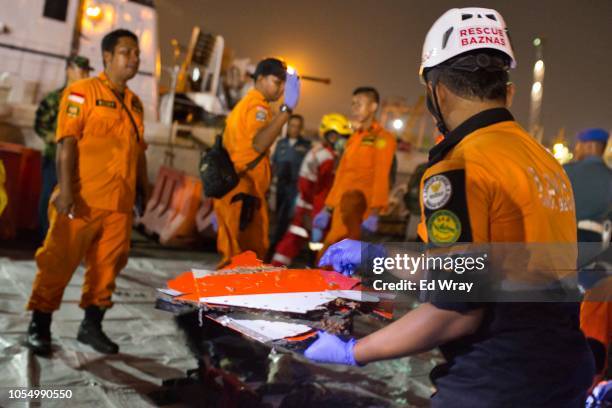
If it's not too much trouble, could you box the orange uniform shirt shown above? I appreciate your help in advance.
[418,108,576,284]
[325,121,396,210]
[222,88,272,193]
[419,109,575,245]
[56,72,145,213]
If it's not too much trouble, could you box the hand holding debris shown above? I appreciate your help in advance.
[304,331,358,366]
[319,239,386,276]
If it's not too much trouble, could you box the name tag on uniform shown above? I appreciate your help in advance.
[361,135,376,146]
[96,99,117,109]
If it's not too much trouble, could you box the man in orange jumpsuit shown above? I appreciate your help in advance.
[213,58,300,267]
[26,29,150,355]
[313,87,396,253]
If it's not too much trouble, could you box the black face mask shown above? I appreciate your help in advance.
[425,72,449,136]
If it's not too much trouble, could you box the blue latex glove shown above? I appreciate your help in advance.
[586,380,612,407]
[318,239,386,276]
[210,213,218,233]
[283,72,300,110]
[361,214,379,233]
[304,331,358,366]
[313,208,331,230]
[311,227,323,243]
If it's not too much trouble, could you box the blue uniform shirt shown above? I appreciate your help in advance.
[564,156,612,222]
[272,136,311,187]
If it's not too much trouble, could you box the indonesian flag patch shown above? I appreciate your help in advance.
[68,92,85,104]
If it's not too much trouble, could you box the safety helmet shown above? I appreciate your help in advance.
[319,113,352,137]
[419,7,516,83]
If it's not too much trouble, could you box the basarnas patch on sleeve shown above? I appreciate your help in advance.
[68,92,85,104]
[423,174,452,210]
[255,106,268,122]
[427,209,461,245]
[66,102,81,117]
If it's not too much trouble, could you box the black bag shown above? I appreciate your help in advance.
[200,135,265,199]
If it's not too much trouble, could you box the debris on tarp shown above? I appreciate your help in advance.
[157,251,393,344]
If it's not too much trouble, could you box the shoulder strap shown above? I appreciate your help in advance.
[238,150,266,176]
[97,78,141,142]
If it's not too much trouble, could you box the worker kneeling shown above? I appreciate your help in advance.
[305,8,595,406]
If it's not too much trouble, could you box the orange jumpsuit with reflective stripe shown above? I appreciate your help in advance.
[213,89,272,266]
[322,121,396,250]
[27,72,145,312]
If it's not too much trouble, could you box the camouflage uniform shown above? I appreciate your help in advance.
[34,86,65,159]
[35,86,64,239]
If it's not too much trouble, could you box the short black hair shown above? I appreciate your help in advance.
[353,86,380,104]
[427,50,510,102]
[101,29,138,60]
[289,114,304,124]
[253,58,287,81]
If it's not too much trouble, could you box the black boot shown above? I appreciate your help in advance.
[26,311,52,356]
[77,306,119,354]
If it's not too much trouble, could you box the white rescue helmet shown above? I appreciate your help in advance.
[419,7,516,82]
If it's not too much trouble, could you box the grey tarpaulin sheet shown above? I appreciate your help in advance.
[0,256,436,407]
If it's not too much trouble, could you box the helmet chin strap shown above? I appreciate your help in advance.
[426,73,449,136]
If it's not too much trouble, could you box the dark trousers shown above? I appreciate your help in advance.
[271,184,297,247]
[38,156,57,241]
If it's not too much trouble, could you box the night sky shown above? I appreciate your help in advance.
[156,0,612,145]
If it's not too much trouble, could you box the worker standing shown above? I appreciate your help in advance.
[564,129,611,243]
[270,114,311,248]
[271,113,352,266]
[306,8,595,406]
[34,55,92,239]
[313,87,396,254]
[213,58,300,267]
[26,29,150,356]
[564,128,611,386]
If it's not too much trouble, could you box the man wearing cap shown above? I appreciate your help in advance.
[564,128,611,243]
[213,58,300,267]
[305,8,594,406]
[34,55,93,239]
[564,128,612,387]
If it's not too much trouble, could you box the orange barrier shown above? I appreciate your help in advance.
[195,193,215,238]
[139,166,213,246]
[0,142,41,239]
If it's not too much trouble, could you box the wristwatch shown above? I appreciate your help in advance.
[279,104,293,114]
